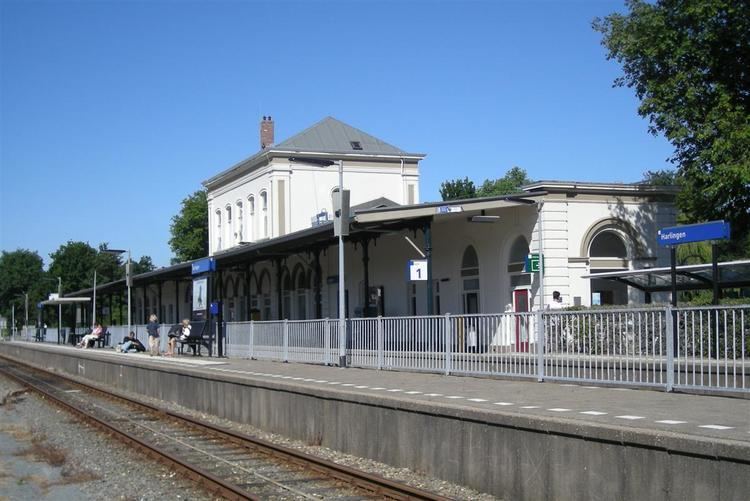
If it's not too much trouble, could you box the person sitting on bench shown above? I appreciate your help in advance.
[78,323,103,349]
[118,332,145,353]
[166,319,189,357]
[178,319,203,355]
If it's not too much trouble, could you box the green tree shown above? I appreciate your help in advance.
[477,166,532,197]
[132,255,156,275]
[48,241,98,297]
[594,0,750,256]
[439,177,476,201]
[641,169,677,186]
[0,249,46,328]
[169,190,208,263]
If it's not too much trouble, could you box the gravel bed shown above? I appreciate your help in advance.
[92,378,498,500]
[0,375,215,500]
[1,371,499,500]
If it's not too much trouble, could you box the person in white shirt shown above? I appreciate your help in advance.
[546,291,570,350]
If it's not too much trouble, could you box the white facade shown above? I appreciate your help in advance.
[128,182,674,325]
[206,158,420,254]
[204,117,423,255]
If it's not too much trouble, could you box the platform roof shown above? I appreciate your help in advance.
[70,193,543,297]
[40,297,91,306]
[582,260,750,293]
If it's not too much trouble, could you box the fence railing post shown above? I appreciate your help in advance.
[444,313,452,375]
[283,319,289,362]
[324,318,331,366]
[377,316,384,370]
[536,310,545,382]
[665,306,674,392]
[249,320,254,359]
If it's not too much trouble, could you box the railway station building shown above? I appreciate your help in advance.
[79,116,678,327]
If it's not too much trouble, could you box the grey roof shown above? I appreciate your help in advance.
[351,197,399,212]
[203,116,424,188]
[275,116,410,155]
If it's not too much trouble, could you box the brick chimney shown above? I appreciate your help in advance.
[260,115,274,149]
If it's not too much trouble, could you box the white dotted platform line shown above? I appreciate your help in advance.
[208,370,743,433]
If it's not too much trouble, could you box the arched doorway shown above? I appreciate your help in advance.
[461,246,480,314]
[589,230,629,305]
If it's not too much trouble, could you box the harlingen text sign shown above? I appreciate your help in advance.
[658,221,730,247]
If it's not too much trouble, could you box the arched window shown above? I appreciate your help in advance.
[247,195,255,243]
[215,210,222,251]
[225,205,233,247]
[223,276,236,322]
[461,246,480,314]
[509,236,529,264]
[236,201,243,243]
[248,273,259,320]
[589,231,627,258]
[260,191,268,238]
[294,266,308,320]
[281,269,292,319]
[508,235,531,289]
[259,270,271,320]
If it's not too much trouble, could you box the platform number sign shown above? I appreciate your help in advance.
[408,260,428,281]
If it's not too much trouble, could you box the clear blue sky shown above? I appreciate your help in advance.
[0,0,673,269]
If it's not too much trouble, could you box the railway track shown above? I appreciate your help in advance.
[0,358,451,501]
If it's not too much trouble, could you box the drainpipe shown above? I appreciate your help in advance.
[400,158,405,202]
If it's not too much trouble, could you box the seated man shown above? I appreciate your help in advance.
[78,323,103,349]
[118,331,146,353]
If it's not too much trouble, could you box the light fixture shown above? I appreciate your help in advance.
[469,210,499,223]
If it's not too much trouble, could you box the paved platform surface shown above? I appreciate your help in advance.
[15,342,750,445]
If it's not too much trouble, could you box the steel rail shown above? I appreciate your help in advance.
[0,356,450,501]
[0,363,258,501]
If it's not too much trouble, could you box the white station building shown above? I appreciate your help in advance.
[80,116,678,326]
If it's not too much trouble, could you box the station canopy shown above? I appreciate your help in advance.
[39,297,91,306]
[582,260,750,293]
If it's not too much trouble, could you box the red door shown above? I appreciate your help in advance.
[513,289,529,352]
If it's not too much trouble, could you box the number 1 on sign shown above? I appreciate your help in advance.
[409,259,428,281]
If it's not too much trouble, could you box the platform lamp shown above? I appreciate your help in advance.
[288,156,348,367]
[57,277,62,338]
[102,249,130,336]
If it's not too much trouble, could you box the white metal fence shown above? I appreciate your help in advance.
[15,305,749,394]
[542,308,668,387]
[674,305,748,392]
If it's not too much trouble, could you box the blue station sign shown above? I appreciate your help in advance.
[191,257,216,275]
[658,220,730,247]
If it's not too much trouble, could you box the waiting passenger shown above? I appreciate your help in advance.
[118,332,145,353]
[165,321,185,357]
[178,318,192,341]
[146,314,160,356]
[78,323,103,349]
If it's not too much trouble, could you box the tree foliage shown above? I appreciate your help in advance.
[641,169,678,186]
[594,0,750,255]
[0,249,46,326]
[439,177,476,201]
[440,167,532,201]
[47,241,99,296]
[169,190,208,263]
[477,166,532,197]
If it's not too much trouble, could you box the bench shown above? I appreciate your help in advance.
[94,330,111,348]
[75,329,110,348]
[177,321,213,356]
